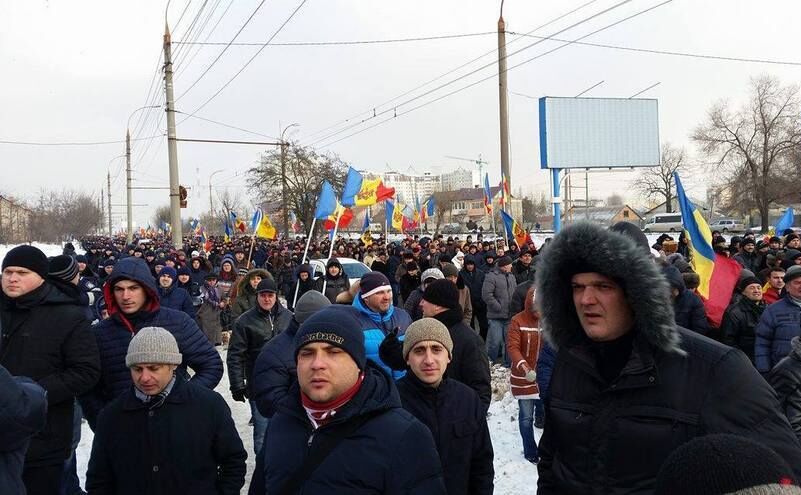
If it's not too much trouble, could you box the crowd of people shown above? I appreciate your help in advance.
[3,222,801,494]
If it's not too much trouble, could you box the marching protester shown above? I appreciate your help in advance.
[197,272,224,346]
[535,222,801,493]
[156,266,196,320]
[316,258,350,303]
[0,246,101,495]
[230,268,271,320]
[404,267,444,321]
[482,255,517,366]
[86,327,246,494]
[262,306,446,493]
[396,318,494,495]
[756,265,801,374]
[722,276,767,365]
[763,265,786,304]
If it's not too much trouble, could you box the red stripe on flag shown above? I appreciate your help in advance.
[702,254,741,328]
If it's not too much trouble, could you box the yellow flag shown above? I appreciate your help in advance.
[391,202,404,230]
[361,230,373,247]
[255,212,277,239]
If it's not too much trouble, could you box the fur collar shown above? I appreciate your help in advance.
[536,222,681,354]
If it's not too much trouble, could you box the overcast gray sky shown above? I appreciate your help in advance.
[2,0,800,227]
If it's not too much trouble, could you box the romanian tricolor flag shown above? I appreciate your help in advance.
[483,173,493,214]
[500,210,531,248]
[674,172,740,326]
[341,167,395,207]
[230,211,246,233]
[223,220,232,243]
[499,173,510,210]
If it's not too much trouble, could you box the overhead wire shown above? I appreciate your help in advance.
[172,0,211,64]
[175,0,234,77]
[315,0,675,149]
[175,31,498,47]
[308,0,635,147]
[174,110,279,139]
[0,135,163,146]
[301,0,603,141]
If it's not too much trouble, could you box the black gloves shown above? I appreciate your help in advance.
[231,388,248,402]
[378,327,407,371]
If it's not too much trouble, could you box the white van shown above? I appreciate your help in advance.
[642,213,683,233]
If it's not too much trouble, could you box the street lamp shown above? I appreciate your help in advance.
[280,123,300,237]
[208,169,225,221]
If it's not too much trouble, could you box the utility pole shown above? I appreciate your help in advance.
[100,188,105,234]
[164,21,182,248]
[107,171,113,235]
[281,141,288,237]
[126,129,133,243]
[209,169,225,221]
[497,1,512,194]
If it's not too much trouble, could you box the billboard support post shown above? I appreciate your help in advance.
[551,168,562,233]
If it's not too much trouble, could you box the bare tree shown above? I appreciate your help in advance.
[29,189,103,242]
[152,205,171,230]
[693,75,801,231]
[631,143,687,213]
[248,142,348,236]
[431,191,460,234]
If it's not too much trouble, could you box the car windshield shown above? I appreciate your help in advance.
[342,263,371,279]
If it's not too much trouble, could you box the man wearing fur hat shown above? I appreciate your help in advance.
[0,245,100,495]
[397,318,494,495]
[536,222,801,493]
[263,306,446,493]
[86,327,246,494]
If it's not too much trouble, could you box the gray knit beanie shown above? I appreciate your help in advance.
[126,327,183,367]
[294,290,331,323]
[402,318,453,359]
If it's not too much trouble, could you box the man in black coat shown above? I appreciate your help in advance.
[86,327,246,494]
[227,277,292,456]
[397,318,494,495]
[460,256,488,340]
[721,276,766,364]
[535,222,801,494]
[0,245,101,495]
[263,306,446,493]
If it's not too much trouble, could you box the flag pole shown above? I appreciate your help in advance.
[292,217,317,309]
[246,234,256,269]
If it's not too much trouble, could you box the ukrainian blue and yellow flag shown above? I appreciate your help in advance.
[674,172,715,298]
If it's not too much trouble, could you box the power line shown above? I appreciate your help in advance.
[175,0,268,102]
[309,0,636,147]
[315,0,675,149]
[175,31,498,47]
[182,0,309,117]
[175,0,235,77]
[0,135,163,147]
[302,0,603,141]
[175,110,279,139]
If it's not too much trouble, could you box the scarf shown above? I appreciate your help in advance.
[134,375,176,410]
[203,283,220,305]
[789,294,801,309]
[301,372,365,429]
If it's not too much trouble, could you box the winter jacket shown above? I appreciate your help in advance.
[535,342,556,402]
[481,267,517,320]
[230,269,271,320]
[81,257,223,428]
[663,264,709,335]
[315,259,350,303]
[756,295,801,373]
[227,302,292,395]
[352,295,412,379]
[404,286,424,321]
[764,286,782,305]
[460,263,486,311]
[157,284,196,320]
[721,296,766,364]
[86,378,246,495]
[287,264,316,312]
[535,222,801,493]
[0,281,100,467]
[264,361,447,494]
[0,365,47,495]
[510,280,534,317]
[507,287,543,399]
[399,272,421,303]
[512,259,535,285]
[431,307,491,411]
[196,284,223,345]
[769,337,801,443]
[734,250,762,274]
[397,373,494,495]
[251,318,300,418]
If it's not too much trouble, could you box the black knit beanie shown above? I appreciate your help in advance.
[295,306,366,370]
[2,245,49,279]
[655,434,798,495]
[422,279,460,310]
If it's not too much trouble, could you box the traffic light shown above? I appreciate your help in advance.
[179,185,187,208]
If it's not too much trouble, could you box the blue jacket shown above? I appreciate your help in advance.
[158,284,196,320]
[352,296,412,379]
[251,318,299,418]
[81,257,223,428]
[756,296,801,373]
[0,365,47,495]
[536,342,557,401]
[264,362,446,494]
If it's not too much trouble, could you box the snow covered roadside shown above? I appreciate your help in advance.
[76,353,539,493]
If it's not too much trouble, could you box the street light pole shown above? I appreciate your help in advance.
[497,0,512,193]
[125,105,160,244]
[208,169,225,220]
[280,123,299,238]
[164,17,182,248]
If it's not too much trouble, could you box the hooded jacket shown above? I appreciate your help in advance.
[507,286,543,399]
[81,257,223,428]
[264,361,446,494]
[535,222,801,494]
[287,263,316,311]
[157,281,196,320]
[0,281,100,467]
[662,264,709,336]
[230,268,271,320]
[316,258,351,303]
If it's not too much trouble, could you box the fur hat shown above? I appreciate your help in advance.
[295,306,366,370]
[2,245,49,279]
[536,222,680,354]
[402,317,453,359]
[126,327,182,367]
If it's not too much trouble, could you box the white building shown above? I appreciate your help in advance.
[364,170,441,205]
[440,167,480,191]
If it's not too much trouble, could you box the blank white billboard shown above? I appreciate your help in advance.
[539,97,660,169]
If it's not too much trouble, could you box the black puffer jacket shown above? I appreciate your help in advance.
[227,302,292,395]
[769,336,801,443]
[315,259,350,303]
[397,373,494,495]
[663,264,710,335]
[0,282,100,467]
[721,296,765,364]
[459,261,486,312]
[535,222,801,494]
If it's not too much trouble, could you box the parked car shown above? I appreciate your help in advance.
[308,257,371,288]
[441,223,464,234]
[642,213,683,233]
[709,218,746,233]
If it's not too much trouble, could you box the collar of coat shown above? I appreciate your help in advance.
[536,222,682,355]
[122,376,187,411]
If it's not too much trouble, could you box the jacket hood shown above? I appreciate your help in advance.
[236,268,271,293]
[102,257,160,321]
[523,285,537,315]
[536,222,681,354]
